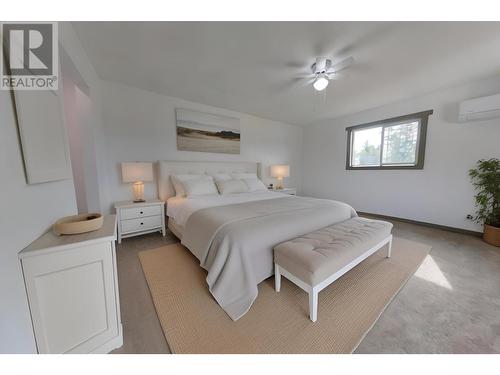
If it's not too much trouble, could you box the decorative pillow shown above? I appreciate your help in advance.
[242,178,267,192]
[231,173,258,180]
[171,174,209,197]
[210,173,232,182]
[182,177,218,197]
[215,179,249,195]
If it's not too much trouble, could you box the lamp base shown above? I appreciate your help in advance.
[133,199,146,203]
[275,177,284,190]
[132,181,145,202]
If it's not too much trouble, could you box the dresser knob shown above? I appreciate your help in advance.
[140,211,143,214]
[140,222,143,225]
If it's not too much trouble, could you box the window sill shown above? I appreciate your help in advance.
[346,165,424,170]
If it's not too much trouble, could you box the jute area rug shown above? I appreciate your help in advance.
[139,237,430,353]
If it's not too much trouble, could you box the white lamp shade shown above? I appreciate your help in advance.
[121,162,154,183]
[270,164,290,178]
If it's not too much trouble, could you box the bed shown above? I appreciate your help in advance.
[158,161,357,320]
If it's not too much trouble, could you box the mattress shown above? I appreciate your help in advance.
[167,218,184,239]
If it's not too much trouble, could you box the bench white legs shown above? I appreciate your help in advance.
[275,235,393,322]
[309,288,318,322]
[275,264,281,292]
[274,265,319,322]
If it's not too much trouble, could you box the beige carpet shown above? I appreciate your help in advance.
[139,237,430,353]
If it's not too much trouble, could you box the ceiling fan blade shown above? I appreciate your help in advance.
[329,72,346,81]
[302,77,316,86]
[293,73,314,79]
[290,77,316,89]
[273,77,308,92]
[329,56,355,73]
[274,76,316,93]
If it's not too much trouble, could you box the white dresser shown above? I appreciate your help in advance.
[115,199,166,243]
[19,215,122,354]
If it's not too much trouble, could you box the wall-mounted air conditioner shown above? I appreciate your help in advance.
[458,93,500,122]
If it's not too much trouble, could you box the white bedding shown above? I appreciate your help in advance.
[180,196,357,320]
[167,190,288,227]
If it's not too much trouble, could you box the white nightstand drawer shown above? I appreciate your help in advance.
[121,205,162,220]
[121,215,162,233]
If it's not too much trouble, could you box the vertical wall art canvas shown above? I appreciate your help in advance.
[176,108,241,154]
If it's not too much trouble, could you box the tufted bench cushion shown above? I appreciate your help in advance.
[275,217,393,285]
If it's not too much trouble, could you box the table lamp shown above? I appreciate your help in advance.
[270,164,290,190]
[121,162,154,202]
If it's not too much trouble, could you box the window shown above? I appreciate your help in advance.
[346,110,432,170]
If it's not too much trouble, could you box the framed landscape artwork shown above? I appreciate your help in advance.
[175,108,241,154]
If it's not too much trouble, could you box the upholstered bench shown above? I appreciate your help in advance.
[274,217,393,322]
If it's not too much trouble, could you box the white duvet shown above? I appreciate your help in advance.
[180,195,357,320]
[167,190,289,226]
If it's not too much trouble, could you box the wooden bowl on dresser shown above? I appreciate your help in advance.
[53,213,103,236]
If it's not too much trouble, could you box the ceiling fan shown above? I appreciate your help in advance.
[304,56,355,92]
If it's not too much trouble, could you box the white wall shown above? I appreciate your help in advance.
[62,68,89,213]
[0,23,105,353]
[59,22,109,214]
[0,89,77,353]
[303,76,500,232]
[99,81,304,212]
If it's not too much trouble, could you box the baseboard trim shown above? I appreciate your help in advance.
[357,211,483,237]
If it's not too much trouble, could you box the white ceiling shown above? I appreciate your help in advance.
[72,22,500,126]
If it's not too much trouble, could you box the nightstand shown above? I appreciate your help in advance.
[270,187,297,195]
[115,199,166,243]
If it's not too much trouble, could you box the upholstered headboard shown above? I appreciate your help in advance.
[157,160,261,201]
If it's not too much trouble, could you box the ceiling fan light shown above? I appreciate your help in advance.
[313,75,329,91]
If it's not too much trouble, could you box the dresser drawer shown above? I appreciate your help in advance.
[121,205,162,220]
[121,215,162,233]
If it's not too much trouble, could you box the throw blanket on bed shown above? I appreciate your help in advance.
[181,196,357,320]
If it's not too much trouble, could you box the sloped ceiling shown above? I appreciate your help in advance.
[73,22,500,125]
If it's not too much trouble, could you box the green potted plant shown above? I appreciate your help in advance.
[469,158,500,247]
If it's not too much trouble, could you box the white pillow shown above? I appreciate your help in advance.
[231,173,258,180]
[242,178,267,192]
[210,173,232,181]
[171,174,209,197]
[182,177,218,197]
[216,179,249,195]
